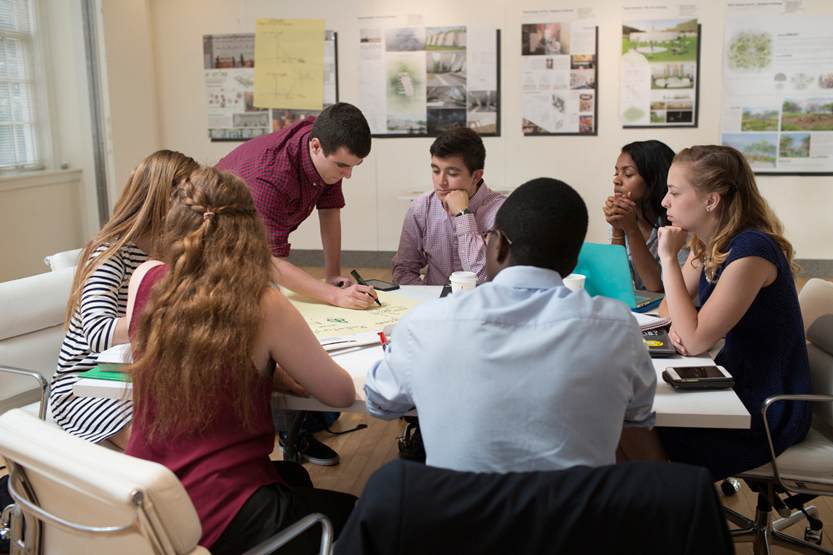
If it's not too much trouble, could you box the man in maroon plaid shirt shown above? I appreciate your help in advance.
[217,102,376,309]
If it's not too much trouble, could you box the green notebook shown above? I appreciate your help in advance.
[78,366,131,382]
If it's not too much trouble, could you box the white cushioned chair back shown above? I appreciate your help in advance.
[44,248,83,271]
[0,409,205,555]
[0,267,74,409]
[800,279,833,427]
[799,279,833,335]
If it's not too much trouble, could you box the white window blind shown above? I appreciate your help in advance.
[0,0,45,170]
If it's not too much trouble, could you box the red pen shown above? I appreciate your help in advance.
[378,331,388,350]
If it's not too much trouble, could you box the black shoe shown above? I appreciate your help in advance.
[279,431,340,466]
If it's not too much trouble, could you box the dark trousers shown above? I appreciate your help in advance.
[210,461,357,555]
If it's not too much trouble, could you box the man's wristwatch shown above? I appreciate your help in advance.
[454,208,473,217]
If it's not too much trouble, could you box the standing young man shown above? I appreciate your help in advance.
[216,102,373,466]
[217,102,376,309]
[366,178,657,473]
[392,127,506,285]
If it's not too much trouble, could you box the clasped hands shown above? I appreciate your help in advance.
[603,192,639,235]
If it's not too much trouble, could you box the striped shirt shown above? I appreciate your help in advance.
[50,242,146,443]
[215,116,345,257]
[392,182,506,285]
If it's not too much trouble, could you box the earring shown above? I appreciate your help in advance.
[706,206,711,212]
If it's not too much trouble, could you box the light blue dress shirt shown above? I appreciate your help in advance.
[364,265,657,474]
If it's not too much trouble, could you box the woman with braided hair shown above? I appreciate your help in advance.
[124,166,357,554]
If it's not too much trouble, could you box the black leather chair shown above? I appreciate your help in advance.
[335,459,732,555]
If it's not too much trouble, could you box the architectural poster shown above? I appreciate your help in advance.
[521,8,598,135]
[720,13,833,175]
[357,24,500,137]
[620,5,700,128]
[203,31,337,141]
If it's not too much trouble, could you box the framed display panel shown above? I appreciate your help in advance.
[358,26,501,138]
[204,31,338,142]
[620,20,701,129]
[521,24,598,136]
[720,14,833,175]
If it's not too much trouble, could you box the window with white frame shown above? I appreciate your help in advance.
[0,0,46,170]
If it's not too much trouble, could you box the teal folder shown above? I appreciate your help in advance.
[78,366,131,382]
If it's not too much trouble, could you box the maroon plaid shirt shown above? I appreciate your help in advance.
[215,116,345,257]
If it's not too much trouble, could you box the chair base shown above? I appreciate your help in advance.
[725,504,832,555]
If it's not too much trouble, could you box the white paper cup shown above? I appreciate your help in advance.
[562,273,586,291]
[450,271,477,293]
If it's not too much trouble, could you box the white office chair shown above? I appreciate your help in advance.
[0,267,75,419]
[724,278,833,554]
[43,248,82,272]
[0,409,333,555]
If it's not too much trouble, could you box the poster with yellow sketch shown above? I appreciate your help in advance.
[254,18,325,110]
[284,290,423,338]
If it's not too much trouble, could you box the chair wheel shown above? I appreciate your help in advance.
[721,478,741,496]
[805,526,823,545]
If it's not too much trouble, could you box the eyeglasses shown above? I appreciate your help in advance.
[481,228,513,246]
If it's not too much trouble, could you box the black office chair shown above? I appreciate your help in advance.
[724,279,833,555]
[335,459,732,555]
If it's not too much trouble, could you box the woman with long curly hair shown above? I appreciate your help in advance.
[619,145,811,480]
[124,167,356,554]
[51,150,199,449]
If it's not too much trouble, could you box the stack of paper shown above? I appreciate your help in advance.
[631,312,671,331]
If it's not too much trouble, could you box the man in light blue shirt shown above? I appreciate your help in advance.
[365,178,657,473]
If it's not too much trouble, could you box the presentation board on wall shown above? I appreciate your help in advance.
[203,30,337,141]
[357,24,500,137]
[619,5,700,128]
[520,9,598,136]
[720,13,833,175]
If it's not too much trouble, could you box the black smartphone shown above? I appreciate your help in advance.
[662,366,735,390]
[363,279,400,291]
[440,284,452,298]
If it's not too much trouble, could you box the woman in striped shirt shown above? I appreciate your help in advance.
[50,150,199,449]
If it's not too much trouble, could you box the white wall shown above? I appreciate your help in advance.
[6,0,829,283]
[99,0,161,201]
[142,0,832,260]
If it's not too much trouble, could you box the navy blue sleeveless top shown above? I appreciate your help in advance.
[660,230,811,480]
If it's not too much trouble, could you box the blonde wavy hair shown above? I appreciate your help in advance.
[675,145,799,282]
[130,167,273,441]
[65,150,200,327]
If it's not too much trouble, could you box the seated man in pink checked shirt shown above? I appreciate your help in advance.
[216,102,377,310]
[392,127,507,285]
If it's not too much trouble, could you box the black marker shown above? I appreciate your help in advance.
[351,270,382,306]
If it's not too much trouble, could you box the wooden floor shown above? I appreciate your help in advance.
[3,270,832,554]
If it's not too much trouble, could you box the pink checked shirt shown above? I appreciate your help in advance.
[392,182,506,285]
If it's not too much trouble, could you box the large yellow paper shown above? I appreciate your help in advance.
[284,290,423,338]
[254,18,325,110]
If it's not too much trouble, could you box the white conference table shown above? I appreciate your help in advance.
[73,285,750,430]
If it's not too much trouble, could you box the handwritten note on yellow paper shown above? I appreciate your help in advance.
[254,18,325,110]
[284,290,423,338]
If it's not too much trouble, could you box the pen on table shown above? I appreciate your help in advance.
[378,331,388,351]
[350,270,382,306]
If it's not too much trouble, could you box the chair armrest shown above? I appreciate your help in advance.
[7,466,133,538]
[241,513,333,555]
[0,365,49,420]
[761,393,833,496]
